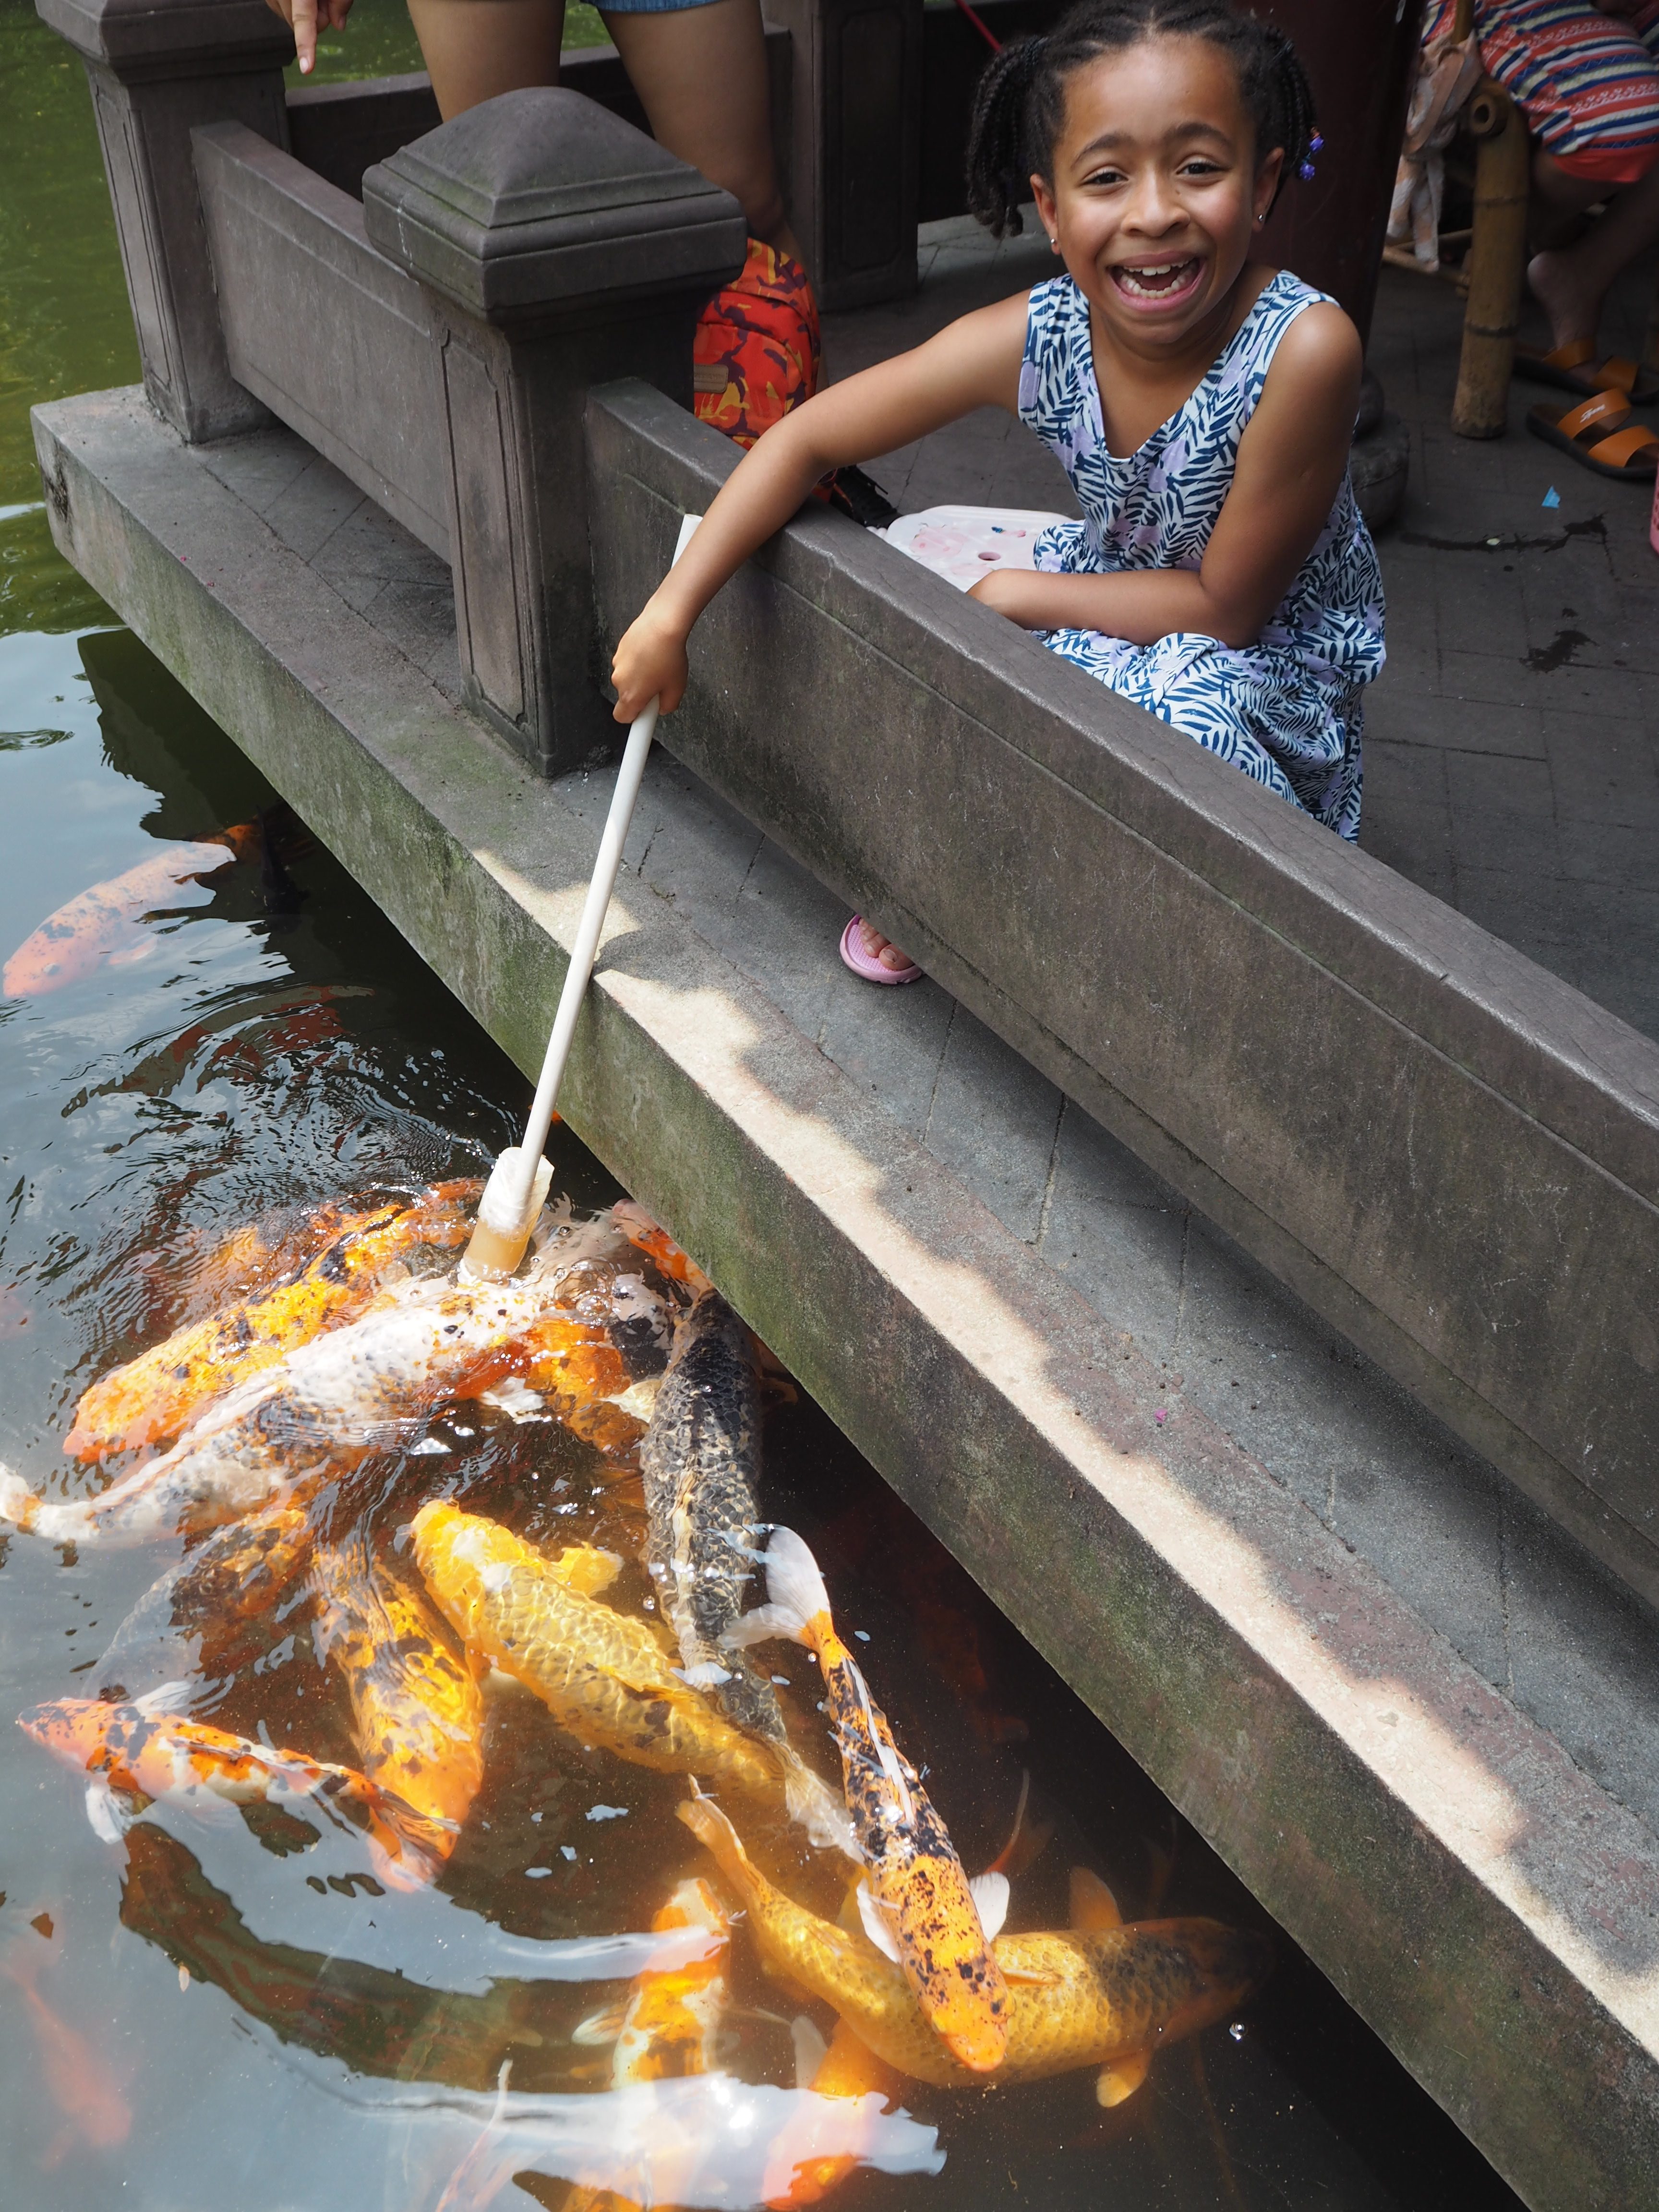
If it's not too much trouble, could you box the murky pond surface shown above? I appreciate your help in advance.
[0,5,1526,2207]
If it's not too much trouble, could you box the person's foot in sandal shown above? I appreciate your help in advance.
[1521,247,1659,405]
[1513,333,1659,407]
[840,915,922,985]
[1526,390,1659,482]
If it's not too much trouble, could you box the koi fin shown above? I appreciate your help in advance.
[134,1681,195,1718]
[673,1660,735,1689]
[1002,1964,1064,1987]
[1097,2049,1151,2107]
[84,1776,129,1844]
[792,2014,829,2087]
[855,1882,902,1964]
[780,1748,861,1863]
[969,1871,1010,1941]
[0,1467,37,1531]
[550,1542,623,1600]
[758,1527,835,1648]
[1069,1866,1123,1933]
[571,2001,628,2047]
[723,1603,801,1652]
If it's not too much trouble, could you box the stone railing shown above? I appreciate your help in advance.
[33,0,1659,1607]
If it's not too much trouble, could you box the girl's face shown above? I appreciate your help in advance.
[1031,36,1283,351]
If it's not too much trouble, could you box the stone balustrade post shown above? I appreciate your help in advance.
[36,0,292,442]
[363,89,745,777]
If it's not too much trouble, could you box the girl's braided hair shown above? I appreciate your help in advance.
[966,0,1319,239]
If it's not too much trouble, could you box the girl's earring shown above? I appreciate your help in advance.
[1048,235,1060,252]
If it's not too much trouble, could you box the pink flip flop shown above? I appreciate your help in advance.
[839,915,922,986]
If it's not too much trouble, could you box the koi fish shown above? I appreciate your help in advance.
[2,822,264,997]
[611,1202,713,1297]
[641,1287,786,1743]
[560,1876,733,2212]
[311,1534,486,1874]
[679,1791,1271,2093]
[728,1527,1009,2073]
[411,1502,854,1856]
[66,1180,484,1461]
[96,1491,321,1700]
[18,1687,436,1889]
[4,1939,133,2165]
[760,2015,902,2209]
[0,1229,657,1547]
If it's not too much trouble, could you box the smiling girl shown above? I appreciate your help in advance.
[611,0,1385,983]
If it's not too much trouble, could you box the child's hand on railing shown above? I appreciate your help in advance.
[611,604,691,723]
[261,0,356,77]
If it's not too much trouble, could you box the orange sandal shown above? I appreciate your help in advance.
[1526,390,1659,482]
[1514,337,1659,407]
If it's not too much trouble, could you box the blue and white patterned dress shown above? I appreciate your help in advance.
[1018,268,1386,838]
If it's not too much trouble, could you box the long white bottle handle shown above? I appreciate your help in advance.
[477,512,702,1239]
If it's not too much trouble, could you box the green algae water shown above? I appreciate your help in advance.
[0,4,1528,2205]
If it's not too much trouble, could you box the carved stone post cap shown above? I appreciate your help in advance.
[35,0,294,76]
[363,86,747,323]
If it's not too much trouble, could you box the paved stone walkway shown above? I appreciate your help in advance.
[825,222,1659,1041]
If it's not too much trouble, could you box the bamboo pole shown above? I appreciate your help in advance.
[1452,78,1530,438]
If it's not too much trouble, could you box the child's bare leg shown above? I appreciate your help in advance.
[1527,150,1659,355]
[600,0,801,260]
[404,0,565,117]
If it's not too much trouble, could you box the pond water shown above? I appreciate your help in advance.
[0,4,1527,2207]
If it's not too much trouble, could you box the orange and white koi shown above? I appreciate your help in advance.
[610,1202,713,1297]
[560,1877,733,2212]
[0,1225,663,1547]
[66,1180,483,1461]
[311,1534,485,1875]
[728,1527,1009,2072]
[2,823,264,997]
[17,1688,435,1889]
[679,1791,1273,2095]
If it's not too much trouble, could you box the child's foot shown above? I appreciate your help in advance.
[839,915,922,986]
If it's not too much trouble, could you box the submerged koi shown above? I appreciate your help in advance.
[641,1287,786,1742]
[4,1939,132,2165]
[729,1527,1009,2073]
[561,1877,733,2212]
[680,1791,1271,2094]
[96,1491,321,1700]
[66,1180,483,1461]
[17,1688,435,1888]
[311,1534,485,1874]
[2,823,263,997]
[760,2015,902,2209]
[411,1503,854,1856]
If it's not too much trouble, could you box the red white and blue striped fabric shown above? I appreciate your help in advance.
[1423,0,1659,182]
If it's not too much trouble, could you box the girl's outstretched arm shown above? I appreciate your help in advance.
[971,302,1362,650]
[610,292,1027,721]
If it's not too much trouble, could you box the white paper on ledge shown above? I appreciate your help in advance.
[876,505,1071,591]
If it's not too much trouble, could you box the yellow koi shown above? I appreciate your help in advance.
[411,1503,852,1855]
[678,1790,1271,2094]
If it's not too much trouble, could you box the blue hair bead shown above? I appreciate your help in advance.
[1298,160,1317,180]
[1310,131,1324,152]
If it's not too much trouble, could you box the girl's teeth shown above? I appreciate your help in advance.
[1115,259,1196,298]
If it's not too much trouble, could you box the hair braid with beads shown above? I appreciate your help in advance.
[965,0,1319,240]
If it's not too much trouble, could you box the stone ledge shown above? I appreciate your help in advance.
[31,384,1659,2211]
